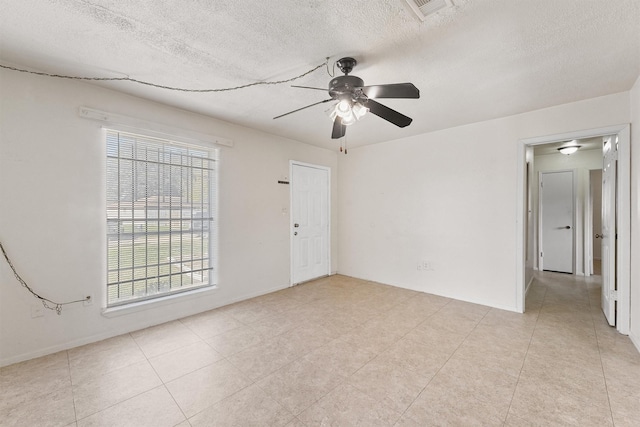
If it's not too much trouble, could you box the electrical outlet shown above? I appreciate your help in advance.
[83,295,93,307]
[31,304,45,318]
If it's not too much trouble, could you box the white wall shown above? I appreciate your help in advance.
[0,69,338,366]
[338,92,630,312]
[630,75,640,352]
[533,149,603,275]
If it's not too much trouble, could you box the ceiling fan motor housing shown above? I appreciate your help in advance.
[329,75,364,100]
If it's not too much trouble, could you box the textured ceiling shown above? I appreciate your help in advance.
[1,0,639,150]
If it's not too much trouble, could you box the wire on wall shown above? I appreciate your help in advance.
[0,241,88,315]
[0,57,331,93]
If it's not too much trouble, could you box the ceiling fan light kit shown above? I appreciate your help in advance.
[274,57,420,143]
[328,99,369,126]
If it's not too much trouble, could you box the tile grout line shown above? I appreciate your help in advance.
[66,349,79,425]
[151,323,267,425]
[393,298,493,424]
[502,279,547,425]
[244,290,393,421]
[438,306,514,422]
[141,332,192,425]
[178,308,312,424]
[589,285,616,426]
[252,285,403,419]
[174,284,359,424]
[254,289,447,423]
[214,305,345,422]
[343,294,445,422]
[73,332,178,424]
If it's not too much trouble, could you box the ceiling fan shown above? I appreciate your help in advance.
[274,57,420,139]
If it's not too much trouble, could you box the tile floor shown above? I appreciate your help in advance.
[1,272,639,426]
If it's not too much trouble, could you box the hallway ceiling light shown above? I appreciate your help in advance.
[557,145,581,155]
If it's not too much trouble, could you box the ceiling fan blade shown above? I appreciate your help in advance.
[291,85,327,91]
[366,99,413,128]
[273,99,333,119]
[360,83,420,99]
[331,116,346,139]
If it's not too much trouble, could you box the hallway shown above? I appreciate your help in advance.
[511,271,639,425]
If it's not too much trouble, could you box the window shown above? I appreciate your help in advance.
[106,129,216,307]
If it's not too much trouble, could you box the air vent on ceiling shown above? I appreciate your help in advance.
[405,0,453,21]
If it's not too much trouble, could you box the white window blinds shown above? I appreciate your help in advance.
[106,129,216,307]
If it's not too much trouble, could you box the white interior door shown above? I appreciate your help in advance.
[601,136,617,326]
[291,162,330,285]
[540,171,574,273]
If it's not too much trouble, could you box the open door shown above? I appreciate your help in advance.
[601,136,617,326]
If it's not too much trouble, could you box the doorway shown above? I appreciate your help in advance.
[290,161,331,285]
[516,125,631,335]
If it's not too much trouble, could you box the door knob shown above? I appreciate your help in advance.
[294,223,299,228]
[294,232,298,236]
[564,226,571,229]
[595,234,602,238]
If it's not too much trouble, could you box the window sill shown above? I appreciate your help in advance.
[101,285,218,318]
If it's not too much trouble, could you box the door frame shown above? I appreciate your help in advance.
[289,160,331,286]
[538,170,575,273]
[516,124,631,335]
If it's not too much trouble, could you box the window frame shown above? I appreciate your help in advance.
[105,128,218,308]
